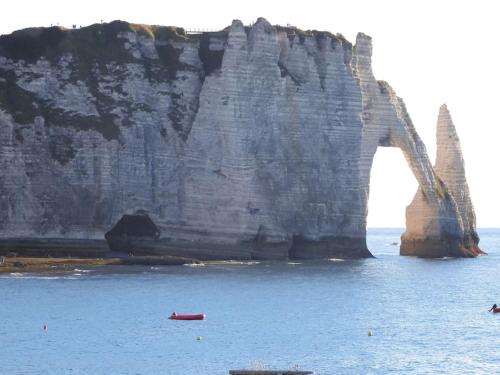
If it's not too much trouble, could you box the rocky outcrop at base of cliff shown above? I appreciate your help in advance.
[401,105,483,258]
[0,19,480,259]
[0,238,109,258]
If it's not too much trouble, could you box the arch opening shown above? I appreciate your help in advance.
[366,147,418,256]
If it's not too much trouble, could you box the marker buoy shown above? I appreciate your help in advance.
[368,330,373,336]
[43,324,48,331]
[197,336,203,341]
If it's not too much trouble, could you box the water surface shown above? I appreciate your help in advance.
[1,229,499,374]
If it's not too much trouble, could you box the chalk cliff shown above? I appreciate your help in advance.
[401,105,482,257]
[0,18,480,259]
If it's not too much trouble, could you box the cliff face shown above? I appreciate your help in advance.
[401,105,482,257]
[0,18,480,259]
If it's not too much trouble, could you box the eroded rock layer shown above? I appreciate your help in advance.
[401,105,482,257]
[0,19,479,259]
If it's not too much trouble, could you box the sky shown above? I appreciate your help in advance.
[1,0,498,227]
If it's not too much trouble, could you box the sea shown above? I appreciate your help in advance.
[1,228,499,375]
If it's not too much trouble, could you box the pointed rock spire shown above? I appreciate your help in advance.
[435,104,482,255]
[401,105,483,257]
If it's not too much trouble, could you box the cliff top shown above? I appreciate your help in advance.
[0,20,190,63]
[0,18,354,64]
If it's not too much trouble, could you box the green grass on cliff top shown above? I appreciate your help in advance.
[0,20,192,64]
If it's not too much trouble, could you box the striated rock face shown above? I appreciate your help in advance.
[401,105,483,257]
[0,18,480,259]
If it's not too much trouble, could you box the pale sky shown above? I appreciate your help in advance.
[1,0,498,227]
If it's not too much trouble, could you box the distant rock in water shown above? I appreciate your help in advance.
[401,105,483,257]
[0,18,481,259]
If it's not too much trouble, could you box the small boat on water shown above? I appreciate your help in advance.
[493,308,500,314]
[169,313,206,320]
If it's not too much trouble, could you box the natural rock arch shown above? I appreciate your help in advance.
[0,18,482,259]
[353,33,482,258]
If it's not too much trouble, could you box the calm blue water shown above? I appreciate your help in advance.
[1,229,500,375]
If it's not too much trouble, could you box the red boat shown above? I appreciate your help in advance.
[169,313,206,320]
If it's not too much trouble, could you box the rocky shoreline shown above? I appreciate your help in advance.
[0,255,200,273]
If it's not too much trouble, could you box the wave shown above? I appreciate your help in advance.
[218,261,260,265]
[190,260,261,267]
[4,273,81,280]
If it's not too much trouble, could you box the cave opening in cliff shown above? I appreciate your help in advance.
[367,147,418,255]
[105,213,161,253]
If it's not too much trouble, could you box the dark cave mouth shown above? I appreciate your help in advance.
[105,213,160,241]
